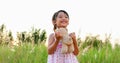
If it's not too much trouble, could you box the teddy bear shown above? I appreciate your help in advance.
[55,28,74,54]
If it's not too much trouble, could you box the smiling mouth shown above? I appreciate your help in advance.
[61,21,67,23]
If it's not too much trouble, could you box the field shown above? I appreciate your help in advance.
[0,42,120,63]
[0,24,120,63]
[0,43,47,63]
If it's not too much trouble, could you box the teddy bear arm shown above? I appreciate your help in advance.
[62,38,72,45]
[68,44,74,53]
[61,44,68,53]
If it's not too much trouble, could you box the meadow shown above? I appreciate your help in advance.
[0,41,120,63]
[0,24,120,63]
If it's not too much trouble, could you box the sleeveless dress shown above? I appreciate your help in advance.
[47,39,79,63]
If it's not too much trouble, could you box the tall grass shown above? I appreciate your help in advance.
[1,24,120,63]
[77,35,120,63]
[0,42,120,63]
[0,43,48,63]
[78,45,120,63]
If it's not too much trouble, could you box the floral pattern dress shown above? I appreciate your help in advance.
[47,40,79,63]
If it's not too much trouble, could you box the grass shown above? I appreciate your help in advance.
[78,44,120,63]
[0,43,48,63]
[0,43,120,63]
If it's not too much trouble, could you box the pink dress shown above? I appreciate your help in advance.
[47,40,79,63]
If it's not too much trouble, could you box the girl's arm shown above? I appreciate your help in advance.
[72,37,79,55]
[48,32,62,54]
[69,32,79,56]
[48,33,59,54]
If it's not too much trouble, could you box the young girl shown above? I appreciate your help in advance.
[47,10,79,63]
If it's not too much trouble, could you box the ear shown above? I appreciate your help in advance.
[52,20,56,25]
[68,22,69,25]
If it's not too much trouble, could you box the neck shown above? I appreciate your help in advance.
[58,26,67,29]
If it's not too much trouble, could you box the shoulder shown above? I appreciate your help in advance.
[48,33,55,40]
[49,33,55,38]
[48,33,55,45]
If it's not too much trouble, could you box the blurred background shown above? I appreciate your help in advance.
[1,0,120,63]
[0,0,120,45]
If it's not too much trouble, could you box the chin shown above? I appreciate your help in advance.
[62,24,68,27]
[61,26,67,28]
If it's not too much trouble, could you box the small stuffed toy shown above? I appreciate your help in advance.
[55,28,74,54]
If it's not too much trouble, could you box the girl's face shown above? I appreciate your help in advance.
[55,12,69,28]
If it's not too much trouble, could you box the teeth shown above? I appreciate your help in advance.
[61,21,66,23]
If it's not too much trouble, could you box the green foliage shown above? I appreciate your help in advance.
[0,24,13,45]
[39,29,47,42]
[0,42,120,63]
[0,43,48,63]
[80,35,103,50]
[1,24,120,63]
[8,31,13,41]
[31,28,40,44]
[78,44,120,63]
[16,27,47,44]
[0,24,5,32]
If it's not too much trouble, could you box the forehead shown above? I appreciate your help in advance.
[57,12,68,16]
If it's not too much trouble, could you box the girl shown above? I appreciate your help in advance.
[47,10,79,63]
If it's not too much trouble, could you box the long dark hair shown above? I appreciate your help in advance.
[52,10,69,31]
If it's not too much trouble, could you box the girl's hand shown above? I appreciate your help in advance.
[55,31,63,41]
[69,32,76,40]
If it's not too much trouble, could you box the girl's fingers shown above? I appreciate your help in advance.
[55,31,63,40]
[69,32,76,39]
[70,32,75,36]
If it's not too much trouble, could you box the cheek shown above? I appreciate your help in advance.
[68,22,69,25]
[56,21,60,26]
[66,21,69,25]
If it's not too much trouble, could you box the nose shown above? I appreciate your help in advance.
[62,17,66,20]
